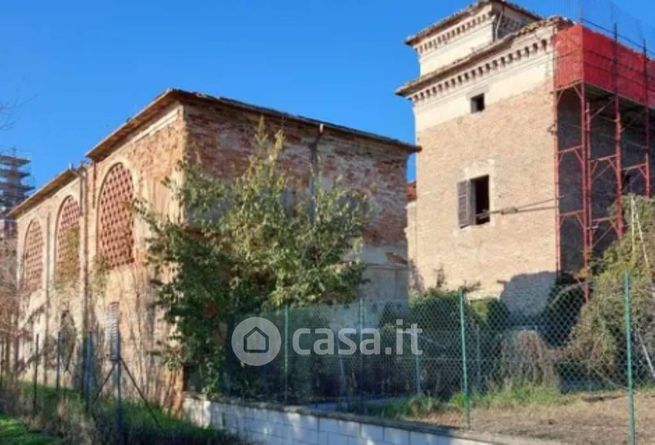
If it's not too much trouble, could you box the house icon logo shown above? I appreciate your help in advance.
[231,317,281,366]
[244,326,269,353]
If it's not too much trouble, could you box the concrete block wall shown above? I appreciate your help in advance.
[182,397,561,445]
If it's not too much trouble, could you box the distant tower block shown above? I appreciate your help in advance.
[0,150,33,237]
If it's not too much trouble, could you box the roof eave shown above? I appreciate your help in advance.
[8,169,78,219]
[404,0,542,47]
[85,89,181,161]
[397,17,568,97]
[87,89,419,159]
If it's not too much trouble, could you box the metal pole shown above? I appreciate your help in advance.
[32,334,39,415]
[284,305,289,404]
[475,324,482,391]
[84,333,92,411]
[81,335,86,395]
[613,24,624,238]
[116,329,124,445]
[120,357,161,428]
[623,272,636,445]
[0,339,4,388]
[459,289,471,429]
[56,330,61,393]
[414,339,421,396]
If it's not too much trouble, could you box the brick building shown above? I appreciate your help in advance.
[400,0,654,313]
[9,89,416,399]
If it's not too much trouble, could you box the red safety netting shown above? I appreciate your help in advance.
[555,24,655,107]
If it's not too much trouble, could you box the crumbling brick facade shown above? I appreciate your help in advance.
[400,0,654,313]
[399,1,567,314]
[10,90,415,403]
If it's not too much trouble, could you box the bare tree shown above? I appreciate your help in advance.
[0,98,19,375]
[0,101,13,132]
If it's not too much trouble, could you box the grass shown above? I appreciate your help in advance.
[1,382,243,444]
[456,384,572,409]
[366,384,573,420]
[0,414,59,445]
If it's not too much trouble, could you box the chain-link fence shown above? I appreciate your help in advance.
[217,275,654,445]
[0,325,239,445]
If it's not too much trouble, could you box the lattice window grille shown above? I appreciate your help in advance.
[56,197,81,281]
[97,163,134,268]
[22,220,44,292]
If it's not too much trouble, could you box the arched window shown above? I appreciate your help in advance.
[55,196,81,283]
[97,163,134,268]
[22,220,43,292]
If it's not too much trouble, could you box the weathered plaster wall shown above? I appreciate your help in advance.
[412,81,557,315]
[405,16,561,314]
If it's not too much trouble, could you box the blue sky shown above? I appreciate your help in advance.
[0,0,652,188]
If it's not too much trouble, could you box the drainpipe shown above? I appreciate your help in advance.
[68,165,89,351]
[308,124,325,222]
[44,212,51,385]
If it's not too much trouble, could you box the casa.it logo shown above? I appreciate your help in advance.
[231,316,423,367]
[231,317,282,367]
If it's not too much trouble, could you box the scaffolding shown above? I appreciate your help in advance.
[0,150,33,236]
[554,13,655,299]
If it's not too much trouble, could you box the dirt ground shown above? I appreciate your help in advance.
[410,392,655,445]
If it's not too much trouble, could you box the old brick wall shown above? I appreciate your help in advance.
[84,102,186,404]
[14,176,84,386]
[14,103,187,404]
[184,103,410,300]
[14,94,413,406]
[413,81,557,315]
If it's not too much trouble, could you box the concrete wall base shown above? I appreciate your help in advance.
[182,395,564,445]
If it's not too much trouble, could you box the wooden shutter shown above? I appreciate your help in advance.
[457,180,472,228]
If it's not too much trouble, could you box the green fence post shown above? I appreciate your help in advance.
[359,297,364,412]
[623,272,636,445]
[459,289,470,429]
[55,330,61,394]
[414,343,422,396]
[284,304,289,405]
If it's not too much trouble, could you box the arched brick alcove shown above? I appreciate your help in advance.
[56,196,81,281]
[22,220,44,292]
[97,163,134,268]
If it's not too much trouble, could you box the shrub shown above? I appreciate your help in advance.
[568,196,655,385]
[497,329,559,388]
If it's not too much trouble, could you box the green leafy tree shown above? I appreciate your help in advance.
[137,119,369,394]
[570,195,655,383]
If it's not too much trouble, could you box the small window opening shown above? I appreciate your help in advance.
[471,94,485,113]
[457,175,491,228]
[472,176,490,225]
[622,171,635,194]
